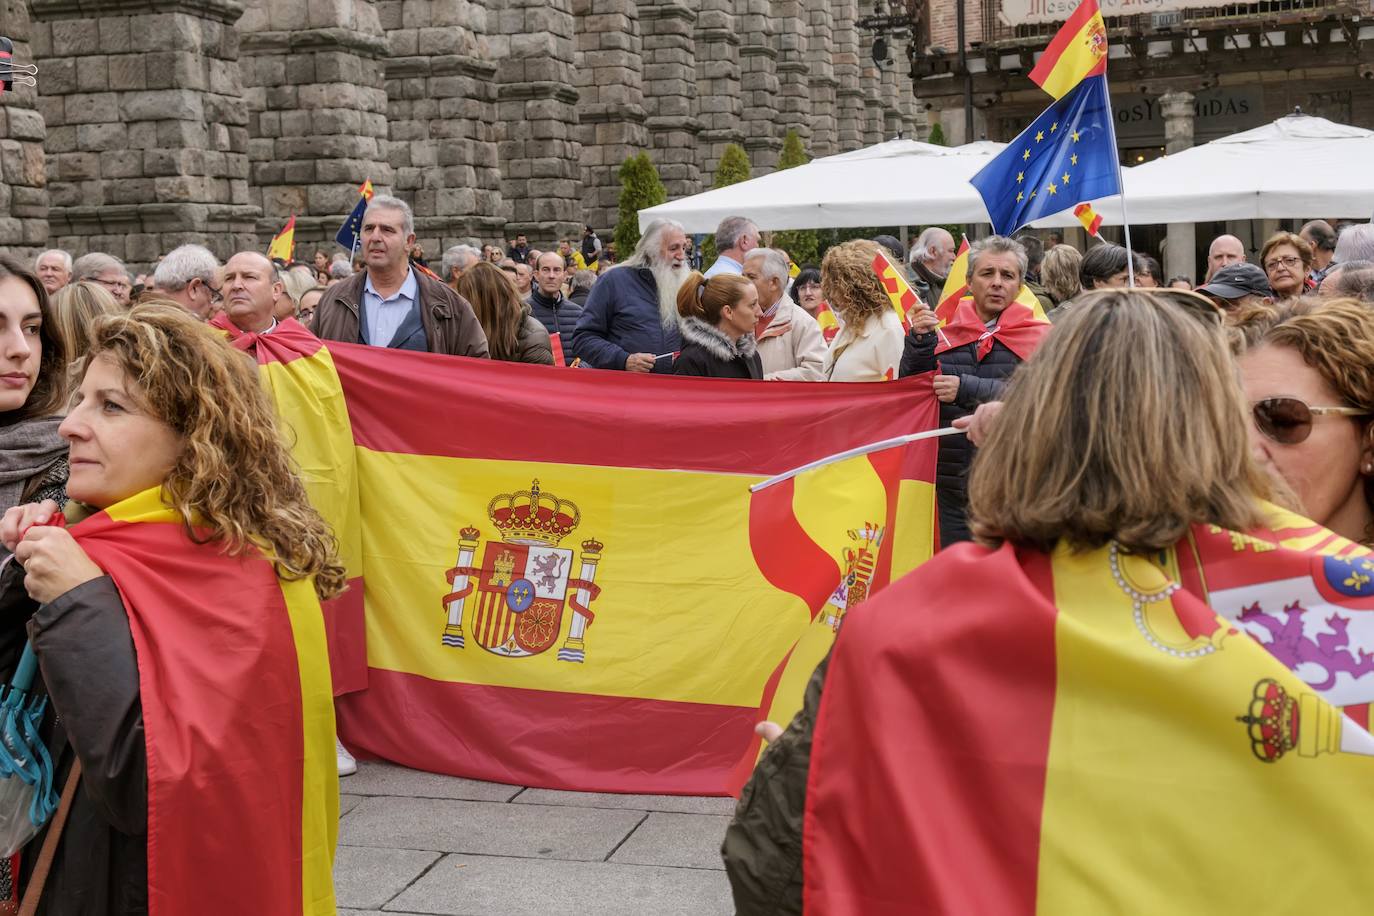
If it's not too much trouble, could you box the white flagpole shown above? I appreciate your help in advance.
[750,427,965,493]
[1100,69,1135,287]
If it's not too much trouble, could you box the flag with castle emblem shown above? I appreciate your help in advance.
[328,345,940,794]
[804,504,1374,913]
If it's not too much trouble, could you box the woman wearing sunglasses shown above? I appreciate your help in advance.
[1232,297,1374,545]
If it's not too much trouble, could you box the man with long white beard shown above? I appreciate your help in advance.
[571,218,688,372]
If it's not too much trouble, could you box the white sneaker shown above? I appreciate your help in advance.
[336,737,357,777]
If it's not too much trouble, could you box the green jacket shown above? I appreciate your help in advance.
[721,652,831,916]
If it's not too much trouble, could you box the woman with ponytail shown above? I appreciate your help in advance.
[672,272,764,379]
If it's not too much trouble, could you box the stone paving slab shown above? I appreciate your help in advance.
[340,796,647,861]
[340,794,363,817]
[512,787,737,816]
[334,845,442,910]
[608,812,732,871]
[386,853,734,916]
[343,762,522,802]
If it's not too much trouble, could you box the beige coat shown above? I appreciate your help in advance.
[756,294,826,381]
[823,308,904,382]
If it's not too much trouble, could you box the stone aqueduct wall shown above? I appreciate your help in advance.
[0,0,917,266]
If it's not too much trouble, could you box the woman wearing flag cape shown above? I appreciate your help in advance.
[0,304,341,914]
[726,290,1374,914]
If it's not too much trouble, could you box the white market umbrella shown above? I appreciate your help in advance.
[1051,112,1374,227]
[638,139,1008,234]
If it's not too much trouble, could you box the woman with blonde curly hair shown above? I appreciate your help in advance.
[49,279,120,365]
[1231,296,1373,545]
[0,303,341,912]
[820,239,904,381]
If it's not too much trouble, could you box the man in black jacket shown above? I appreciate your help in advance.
[527,252,582,364]
[900,235,1033,547]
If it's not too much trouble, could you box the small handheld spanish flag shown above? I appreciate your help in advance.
[359,178,375,201]
[267,214,296,263]
[1028,0,1109,100]
[1074,202,1104,237]
[871,251,915,332]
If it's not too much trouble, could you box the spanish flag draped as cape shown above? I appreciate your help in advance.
[210,313,367,695]
[804,508,1374,914]
[70,488,337,915]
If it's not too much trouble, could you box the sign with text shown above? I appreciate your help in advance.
[1112,87,1266,144]
[1002,0,1219,25]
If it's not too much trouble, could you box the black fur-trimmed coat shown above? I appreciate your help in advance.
[672,317,764,380]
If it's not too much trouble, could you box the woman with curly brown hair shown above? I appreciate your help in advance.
[456,262,553,365]
[0,303,342,913]
[1231,296,1373,545]
[819,239,904,382]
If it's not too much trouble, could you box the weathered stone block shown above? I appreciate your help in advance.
[76,122,128,152]
[64,93,121,125]
[51,20,102,56]
[100,149,144,179]
[108,56,148,91]
[6,108,46,143]
[122,90,205,123]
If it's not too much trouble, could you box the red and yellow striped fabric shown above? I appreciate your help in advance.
[805,509,1374,914]
[212,315,368,695]
[329,344,939,794]
[871,251,915,333]
[72,488,337,915]
[1028,0,1109,100]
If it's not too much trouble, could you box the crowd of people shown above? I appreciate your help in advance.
[3,189,1374,910]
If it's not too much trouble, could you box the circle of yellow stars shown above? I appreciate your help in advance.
[1014,122,1083,205]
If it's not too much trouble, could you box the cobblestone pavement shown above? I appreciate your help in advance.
[334,762,736,915]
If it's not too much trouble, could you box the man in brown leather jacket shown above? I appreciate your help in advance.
[312,195,489,358]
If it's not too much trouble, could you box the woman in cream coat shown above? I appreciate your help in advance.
[821,239,905,382]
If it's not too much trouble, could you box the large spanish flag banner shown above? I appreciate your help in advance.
[212,314,368,695]
[71,488,337,915]
[804,506,1374,913]
[330,344,939,794]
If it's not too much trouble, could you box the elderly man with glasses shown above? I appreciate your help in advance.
[72,252,134,307]
[152,244,222,320]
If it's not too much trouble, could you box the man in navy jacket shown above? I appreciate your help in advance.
[571,219,688,373]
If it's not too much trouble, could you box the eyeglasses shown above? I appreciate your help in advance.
[1251,396,1370,445]
[1263,255,1303,272]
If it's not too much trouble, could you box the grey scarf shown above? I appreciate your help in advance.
[0,415,67,512]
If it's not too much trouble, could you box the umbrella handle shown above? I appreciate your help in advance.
[10,644,37,694]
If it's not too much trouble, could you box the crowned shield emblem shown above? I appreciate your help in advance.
[441,479,604,662]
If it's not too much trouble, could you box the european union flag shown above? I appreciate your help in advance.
[970,74,1121,237]
[334,194,369,253]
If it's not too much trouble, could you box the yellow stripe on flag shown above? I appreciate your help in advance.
[357,449,800,707]
[261,349,363,581]
[1037,543,1374,913]
[279,575,339,915]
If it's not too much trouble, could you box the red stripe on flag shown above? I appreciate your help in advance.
[74,517,309,914]
[323,579,367,695]
[804,543,1058,913]
[329,342,938,477]
[1029,0,1105,85]
[1345,703,1370,732]
[748,477,843,620]
[336,669,758,795]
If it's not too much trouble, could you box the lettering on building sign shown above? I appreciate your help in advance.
[1111,88,1266,143]
[1004,0,1220,26]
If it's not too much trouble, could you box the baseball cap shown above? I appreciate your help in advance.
[1197,263,1274,301]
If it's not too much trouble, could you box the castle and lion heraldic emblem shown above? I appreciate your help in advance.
[441,479,604,662]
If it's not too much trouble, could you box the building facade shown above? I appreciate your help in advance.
[0,0,915,267]
[915,0,1374,278]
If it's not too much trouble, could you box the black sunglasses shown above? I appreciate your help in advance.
[1252,396,1370,445]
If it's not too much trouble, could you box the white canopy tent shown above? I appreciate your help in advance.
[637,139,1010,234]
[1036,113,1374,227]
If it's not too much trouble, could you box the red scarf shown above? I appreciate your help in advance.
[935,297,1049,362]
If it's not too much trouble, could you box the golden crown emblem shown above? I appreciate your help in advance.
[487,478,581,546]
